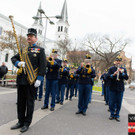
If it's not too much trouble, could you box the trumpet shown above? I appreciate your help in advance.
[85,64,90,68]
[47,56,53,62]
[48,57,53,62]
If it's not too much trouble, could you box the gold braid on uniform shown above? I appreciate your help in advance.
[22,47,38,85]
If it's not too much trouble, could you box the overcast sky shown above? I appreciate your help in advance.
[0,0,135,68]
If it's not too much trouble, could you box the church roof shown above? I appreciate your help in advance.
[60,0,68,22]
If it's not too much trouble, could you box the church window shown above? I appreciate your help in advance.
[0,27,3,35]
[58,26,60,32]
[61,26,63,32]
[5,53,8,62]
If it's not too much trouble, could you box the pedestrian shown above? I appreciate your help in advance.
[10,28,46,133]
[108,55,128,121]
[75,54,96,115]
[0,62,8,85]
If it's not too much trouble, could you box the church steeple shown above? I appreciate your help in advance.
[56,0,69,41]
[61,0,68,22]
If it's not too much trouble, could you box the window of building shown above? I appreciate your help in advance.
[5,53,8,62]
[0,27,3,35]
[61,26,63,32]
[58,26,60,32]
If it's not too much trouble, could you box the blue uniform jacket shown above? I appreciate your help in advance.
[107,66,128,92]
[46,58,62,80]
[59,66,69,84]
[76,66,96,85]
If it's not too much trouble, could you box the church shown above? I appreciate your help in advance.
[0,0,69,71]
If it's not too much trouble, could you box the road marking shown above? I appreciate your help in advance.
[124,97,135,100]
[0,90,16,95]
[0,99,70,135]
[123,99,135,113]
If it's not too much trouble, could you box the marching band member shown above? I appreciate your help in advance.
[73,67,79,97]
[65,65,75,101]
[11,28,46,133]
[107,55,128,121]
[75,54,96,115]
[41,49,61,111]
[59,58,69,104]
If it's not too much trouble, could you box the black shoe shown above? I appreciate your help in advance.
[82,112,86,116]
[55,101,59,104]
[105,103,108,105]
[38,98,42,101]
[20,125,29,133]
[109,116,114,120]
[11,123,23,130]
[41,106,48,110]
[60,102,63,105]
[108,109,110,112]
[50,107,54,111]
[65,98,68,100]
[75,111,82,114]
[115,117,120,122]
[69,98,72,101]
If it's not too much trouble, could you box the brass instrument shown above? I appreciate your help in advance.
[48,57,53,62]
[9,15,26,75]
[85,64,90,68]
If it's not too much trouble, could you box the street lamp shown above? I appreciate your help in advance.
[32,8,62,48]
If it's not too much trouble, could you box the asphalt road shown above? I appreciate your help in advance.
[0,85,134,135]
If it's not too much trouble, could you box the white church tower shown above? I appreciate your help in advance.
[56,0,69,41]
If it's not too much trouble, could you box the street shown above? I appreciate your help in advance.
[0,86,134,135]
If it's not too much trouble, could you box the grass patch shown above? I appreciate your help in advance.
[93,86,102,92]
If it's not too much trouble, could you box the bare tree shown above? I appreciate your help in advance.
[67,49,90,67]
[56,39,72,60]
[0,30,28,54]
[83,34,130,71]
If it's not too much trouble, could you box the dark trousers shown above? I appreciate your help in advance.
[35,80,44,99]
[78,84,90,113]
[66,84,74,99]
[44,79,58,108]
[109,90,124,118]
[17,84,35,126]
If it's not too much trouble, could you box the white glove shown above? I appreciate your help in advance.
[34,80,41,88]
[18,61,25,68]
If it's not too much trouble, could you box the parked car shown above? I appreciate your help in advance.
[129,82,135,90]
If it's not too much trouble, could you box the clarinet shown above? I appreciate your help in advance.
[116,64,120,81]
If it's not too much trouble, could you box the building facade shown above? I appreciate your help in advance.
[0,0,69,71]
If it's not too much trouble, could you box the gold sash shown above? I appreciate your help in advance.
[22,47,38,85]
